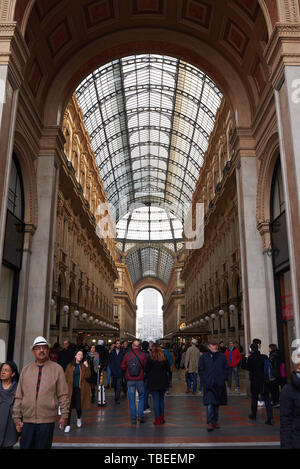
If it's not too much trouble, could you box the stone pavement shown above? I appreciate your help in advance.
[52,370,280,449]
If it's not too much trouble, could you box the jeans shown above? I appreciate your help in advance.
[127,380,145,420]
[151,390,165,418]
[206,404,219,425]
[107,365,112,385]
[20,423,55,449]
[113,376,122,401]
[186,372,197,392]
[228,367,240,389]
[144,380,150,410]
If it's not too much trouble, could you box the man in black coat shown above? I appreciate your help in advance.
[108,340,125,403]
[198,339,229,431]
[241,343,273,424]
[280,356,300,449]
[57,340,75,371]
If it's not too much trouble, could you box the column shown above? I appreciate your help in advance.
[235,137,275,354]
[22,127,63,365]
[265,24,300,341]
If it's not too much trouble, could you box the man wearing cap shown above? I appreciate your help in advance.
[13,336,70,449]
[198,339,229,431]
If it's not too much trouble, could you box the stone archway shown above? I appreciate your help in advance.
[4,0,294,364]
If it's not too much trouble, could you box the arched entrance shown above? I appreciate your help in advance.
[136,287,164,341]
[1,0,300,368]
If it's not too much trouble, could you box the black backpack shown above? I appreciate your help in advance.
[128,351,143,377]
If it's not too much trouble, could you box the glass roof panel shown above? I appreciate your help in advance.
[76,54,222,285]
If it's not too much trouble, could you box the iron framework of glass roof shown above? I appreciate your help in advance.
[76,54,222,285]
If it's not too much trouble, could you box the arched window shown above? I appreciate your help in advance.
[0,154,25,361]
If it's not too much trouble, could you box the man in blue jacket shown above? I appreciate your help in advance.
[198,339,229,431]
[108,340,125,404]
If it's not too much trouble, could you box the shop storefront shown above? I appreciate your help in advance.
[270,159,296,378]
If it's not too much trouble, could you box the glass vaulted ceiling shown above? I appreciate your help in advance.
[76,54,223,285]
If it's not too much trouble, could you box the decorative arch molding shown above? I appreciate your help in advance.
[12,0,277,41]
[257,132,280,223]
[45,34,252,130]
[13,130,38,233]
[134,278,166,305]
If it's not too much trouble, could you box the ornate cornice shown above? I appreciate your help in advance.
[264,23,300,87]
[0,22,29,87]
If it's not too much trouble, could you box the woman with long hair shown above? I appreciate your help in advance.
[145,343,170,425]
[86,344,100,403]
[0,361,19,448]
[64,350,91,432]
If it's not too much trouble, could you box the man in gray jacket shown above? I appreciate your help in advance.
[185,339,201,394]
[13,336,70,449]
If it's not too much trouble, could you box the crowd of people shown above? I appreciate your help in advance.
[0,335,299,449]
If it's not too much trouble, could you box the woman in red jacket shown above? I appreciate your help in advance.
[225,341,242,392]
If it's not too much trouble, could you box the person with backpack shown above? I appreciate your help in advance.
[120,339,148,424]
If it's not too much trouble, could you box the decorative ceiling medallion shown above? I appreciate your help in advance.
[28,59,42,96]
[223,19,248,58]
[181,0,212,29]
[132,0,164,15]
[84,0,115,28]
[35,0,61,20]
[47,19,71,57]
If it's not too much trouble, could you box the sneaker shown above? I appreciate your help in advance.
[138,416,145,423]
[131,419,137,424]
[144,408,151,414]
[77,419,82,428]
[64,425,71,433]
[213,422,220,429]
[207,424,214,432]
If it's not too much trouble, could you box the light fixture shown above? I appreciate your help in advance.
[74,310,80,317]
[50,299,55,307]
[229,304,235,312]
[219,309,224,316]
[82,312,87,320]
[63,305,69,313]
[211,313,216,319]
[205,316,210,321]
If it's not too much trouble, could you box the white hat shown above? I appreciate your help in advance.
[31,336,50,350]
[191,339,198,344]
[97,339,104,345]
